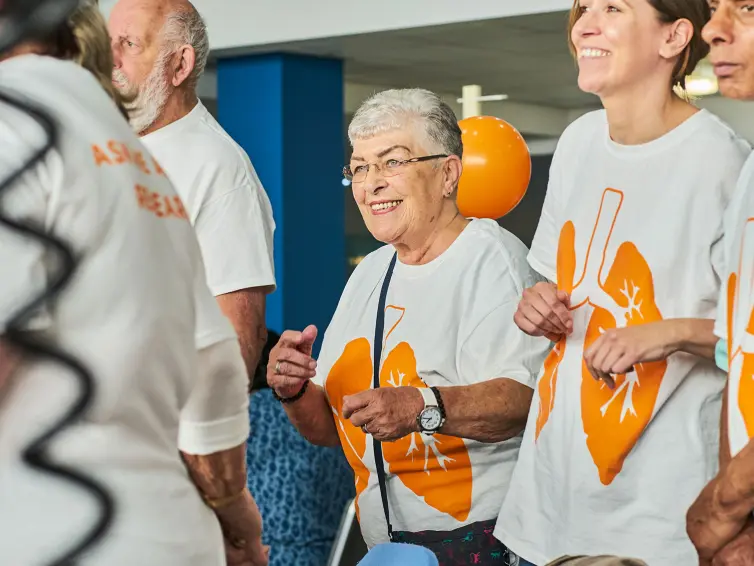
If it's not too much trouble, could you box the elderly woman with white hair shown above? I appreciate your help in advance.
[267,88,550,563]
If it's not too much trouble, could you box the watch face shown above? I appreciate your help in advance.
[420,407,443,431]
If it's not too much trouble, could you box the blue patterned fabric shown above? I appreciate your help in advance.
[247,390,355,566]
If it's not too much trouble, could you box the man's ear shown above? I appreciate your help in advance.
[172,44,196,88]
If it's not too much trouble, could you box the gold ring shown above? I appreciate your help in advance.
[275,360,282,374]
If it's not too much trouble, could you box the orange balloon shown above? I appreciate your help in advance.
[458,116,531,219]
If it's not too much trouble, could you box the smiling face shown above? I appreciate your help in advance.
[703,0,754,100]
[349,126,452,247]
[570,0,693,97]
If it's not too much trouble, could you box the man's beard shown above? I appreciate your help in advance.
[113,52,171,135]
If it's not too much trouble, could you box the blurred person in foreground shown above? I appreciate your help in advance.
[498,0,750,564]
[687,1,754,564]
[267,88,551,564]
[0,2,266,564]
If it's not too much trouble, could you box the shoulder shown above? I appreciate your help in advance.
[459,219,542,294]
[186,106,254,173]
[344,245,396,292]
[151,105,263,196]
[556,110,606,152]
[0,54,80,83]
[691,110,751,165]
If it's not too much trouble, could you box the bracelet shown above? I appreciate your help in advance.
[203,486,247,510]
[431,386,446,420]
[272,379,309,404]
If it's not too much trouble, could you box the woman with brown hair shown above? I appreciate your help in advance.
[495,0,751,564]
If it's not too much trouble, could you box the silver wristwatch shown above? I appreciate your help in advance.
[417,387,446,435]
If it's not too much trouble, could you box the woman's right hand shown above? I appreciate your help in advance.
[267,325,318,398]
[514,282,573,342]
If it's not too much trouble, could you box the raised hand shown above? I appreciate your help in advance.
[267,325,318,398]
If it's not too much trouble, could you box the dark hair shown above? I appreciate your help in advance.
[567,0,711,89]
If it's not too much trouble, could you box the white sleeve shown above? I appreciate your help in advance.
[527,149,564,283]
[194,180,276,297]
[178,338,250,456]
[458,300,552,388]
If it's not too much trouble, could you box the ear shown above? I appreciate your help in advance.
[660,18,694,60]
[172,44,196,88]
[442,156,463,198]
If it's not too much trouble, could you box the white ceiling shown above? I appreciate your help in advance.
[211,11,599,110]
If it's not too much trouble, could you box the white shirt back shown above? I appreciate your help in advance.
[141,100,276,296]
[313,219,551,547]
[0,55,228,565]
[496,109,751,565]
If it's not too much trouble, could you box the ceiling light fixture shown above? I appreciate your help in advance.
[455,94,508,103]
[458,85,509,119]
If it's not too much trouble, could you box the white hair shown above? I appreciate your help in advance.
[348,88,463,159]
[160,6,209,90]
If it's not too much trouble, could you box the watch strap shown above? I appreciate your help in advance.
[430,386,446,420]
[418,386,438,408]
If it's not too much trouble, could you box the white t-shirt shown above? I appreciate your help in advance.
[496,109,751,565]
[715,153,754,459]
[312,219,551,548]
[0,55,240,565]
[141,100,276,296]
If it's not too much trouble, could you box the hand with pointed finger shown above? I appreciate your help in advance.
[342,387,424,442]
[583,321,678,388]
[267,325,318,399]
[513,281,572,343]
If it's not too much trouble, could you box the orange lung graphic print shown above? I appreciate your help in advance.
[325,306,473,521]
[535,221,576,439]
[727,219,754,440]
[537,188,667,485]
[325,338,373,519]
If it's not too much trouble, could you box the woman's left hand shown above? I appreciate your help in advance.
[342,387,424,442]
[583,320,681,388]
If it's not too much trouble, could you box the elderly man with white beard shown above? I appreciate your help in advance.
[108,0,276,381]
[107,4,357,564]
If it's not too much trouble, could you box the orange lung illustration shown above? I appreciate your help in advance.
[581,241,666,485]
[537,188,667,484]
[727,219,754,439]
[379,341,473,521]
[324,307,473,522]
[536,221,576,439]
[325,338,373,518]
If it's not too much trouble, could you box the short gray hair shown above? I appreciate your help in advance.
[160,5,209,90]
[348,88,463,159]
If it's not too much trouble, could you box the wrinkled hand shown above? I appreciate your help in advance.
[688,475,749,565]
[342,387,424,442]
[267,325,318,398]
[583,320,678,389]
[513,282,572,342]
[711,520,754,566]
[225,536,269,566]
[220,490,269,566]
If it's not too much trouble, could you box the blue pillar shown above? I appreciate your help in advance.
[217,54,345,355]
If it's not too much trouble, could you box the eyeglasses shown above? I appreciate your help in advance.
[343,154,448,183]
